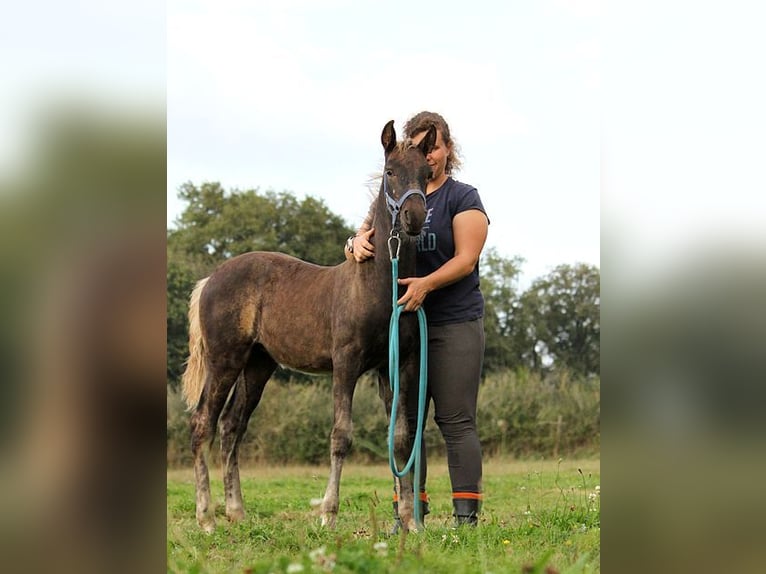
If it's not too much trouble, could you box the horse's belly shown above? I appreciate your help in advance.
[259,333,333,374]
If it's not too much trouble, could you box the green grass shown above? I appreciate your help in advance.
[167,458,599,573]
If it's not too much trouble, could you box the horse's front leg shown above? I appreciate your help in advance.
[391,358,421,532]
[319,368,358,529]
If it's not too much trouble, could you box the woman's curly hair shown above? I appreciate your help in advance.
[403,111,462,175]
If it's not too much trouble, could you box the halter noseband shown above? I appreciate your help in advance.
[383,173,427,231]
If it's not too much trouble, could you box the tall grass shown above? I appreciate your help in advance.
[167,370,600,467]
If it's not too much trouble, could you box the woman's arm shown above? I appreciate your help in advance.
[396,209,488,311]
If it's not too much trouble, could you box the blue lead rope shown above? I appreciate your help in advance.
[387,252,428,530]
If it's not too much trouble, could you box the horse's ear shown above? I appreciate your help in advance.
[417,125,437,156]
[381,120,397,154]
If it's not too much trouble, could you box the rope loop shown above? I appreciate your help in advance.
[387,256,428,529]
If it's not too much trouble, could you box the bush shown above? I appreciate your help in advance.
[166,369,600,467]
[477,369,600,458]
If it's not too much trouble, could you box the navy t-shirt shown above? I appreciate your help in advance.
[416,177,488,325]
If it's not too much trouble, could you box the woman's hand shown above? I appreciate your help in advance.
[352,227,376,262]
[396,276,432,312]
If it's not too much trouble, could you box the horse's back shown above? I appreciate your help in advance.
[200,251,346,372]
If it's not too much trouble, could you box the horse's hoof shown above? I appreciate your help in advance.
[226,507,246,523]
[198,518,216,533]
[320,513,337,529]
[405,519,420,533]
[398,515,419,533]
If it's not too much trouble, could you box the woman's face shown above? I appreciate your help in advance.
[412,129,449,183]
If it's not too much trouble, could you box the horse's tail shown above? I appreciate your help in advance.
[181,277,210,410]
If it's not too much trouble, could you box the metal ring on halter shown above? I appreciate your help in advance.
[387,232,401,260]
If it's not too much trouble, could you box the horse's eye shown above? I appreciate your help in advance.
[385,169,394,177]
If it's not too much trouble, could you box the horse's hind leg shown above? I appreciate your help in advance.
[190,365,242,533]
[219,346,276,522]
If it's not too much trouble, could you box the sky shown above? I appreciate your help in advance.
[167,0,600,285]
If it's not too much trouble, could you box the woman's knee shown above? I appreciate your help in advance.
[435,412,476,439]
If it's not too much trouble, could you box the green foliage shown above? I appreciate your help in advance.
[167,387,192,466]
[166,370,599,467]
[477,370,600,458]
[521,264,600,377]
[480,252,600,377]
[479,247,526,372]
[169,181,354,265]
[166,459,600,573]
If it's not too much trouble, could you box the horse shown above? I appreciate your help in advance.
[181,120,436,533]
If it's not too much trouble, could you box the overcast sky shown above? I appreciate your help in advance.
[168,0,599,284]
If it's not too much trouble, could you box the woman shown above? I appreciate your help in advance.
[345,111,489,526]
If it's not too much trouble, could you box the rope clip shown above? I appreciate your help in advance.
[387,231,401,260]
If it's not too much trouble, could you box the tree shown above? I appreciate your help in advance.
[169,181,354,266]
[521,263,600,377]
[479,248,526,372]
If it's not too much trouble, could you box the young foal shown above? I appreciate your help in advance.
[182,121,436,532]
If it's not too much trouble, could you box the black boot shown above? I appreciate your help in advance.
[391,498,429,534]
[452,497,480,526]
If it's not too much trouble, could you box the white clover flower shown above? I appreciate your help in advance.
[309,546,326,561]
[373,541,388,556]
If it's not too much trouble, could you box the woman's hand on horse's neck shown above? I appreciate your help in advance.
[349,227,375,263]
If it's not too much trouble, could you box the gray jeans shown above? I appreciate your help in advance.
[406,318,484,494]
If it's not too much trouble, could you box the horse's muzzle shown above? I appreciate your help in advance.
[399,191,427,236]
[401,207,426,236]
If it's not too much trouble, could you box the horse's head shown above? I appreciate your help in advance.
[380,120,436,236]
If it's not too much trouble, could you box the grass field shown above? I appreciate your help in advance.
[167,458,599,573]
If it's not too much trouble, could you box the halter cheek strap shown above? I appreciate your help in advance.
[383,174,427,230]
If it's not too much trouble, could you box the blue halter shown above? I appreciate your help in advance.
[383,173,427,230]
